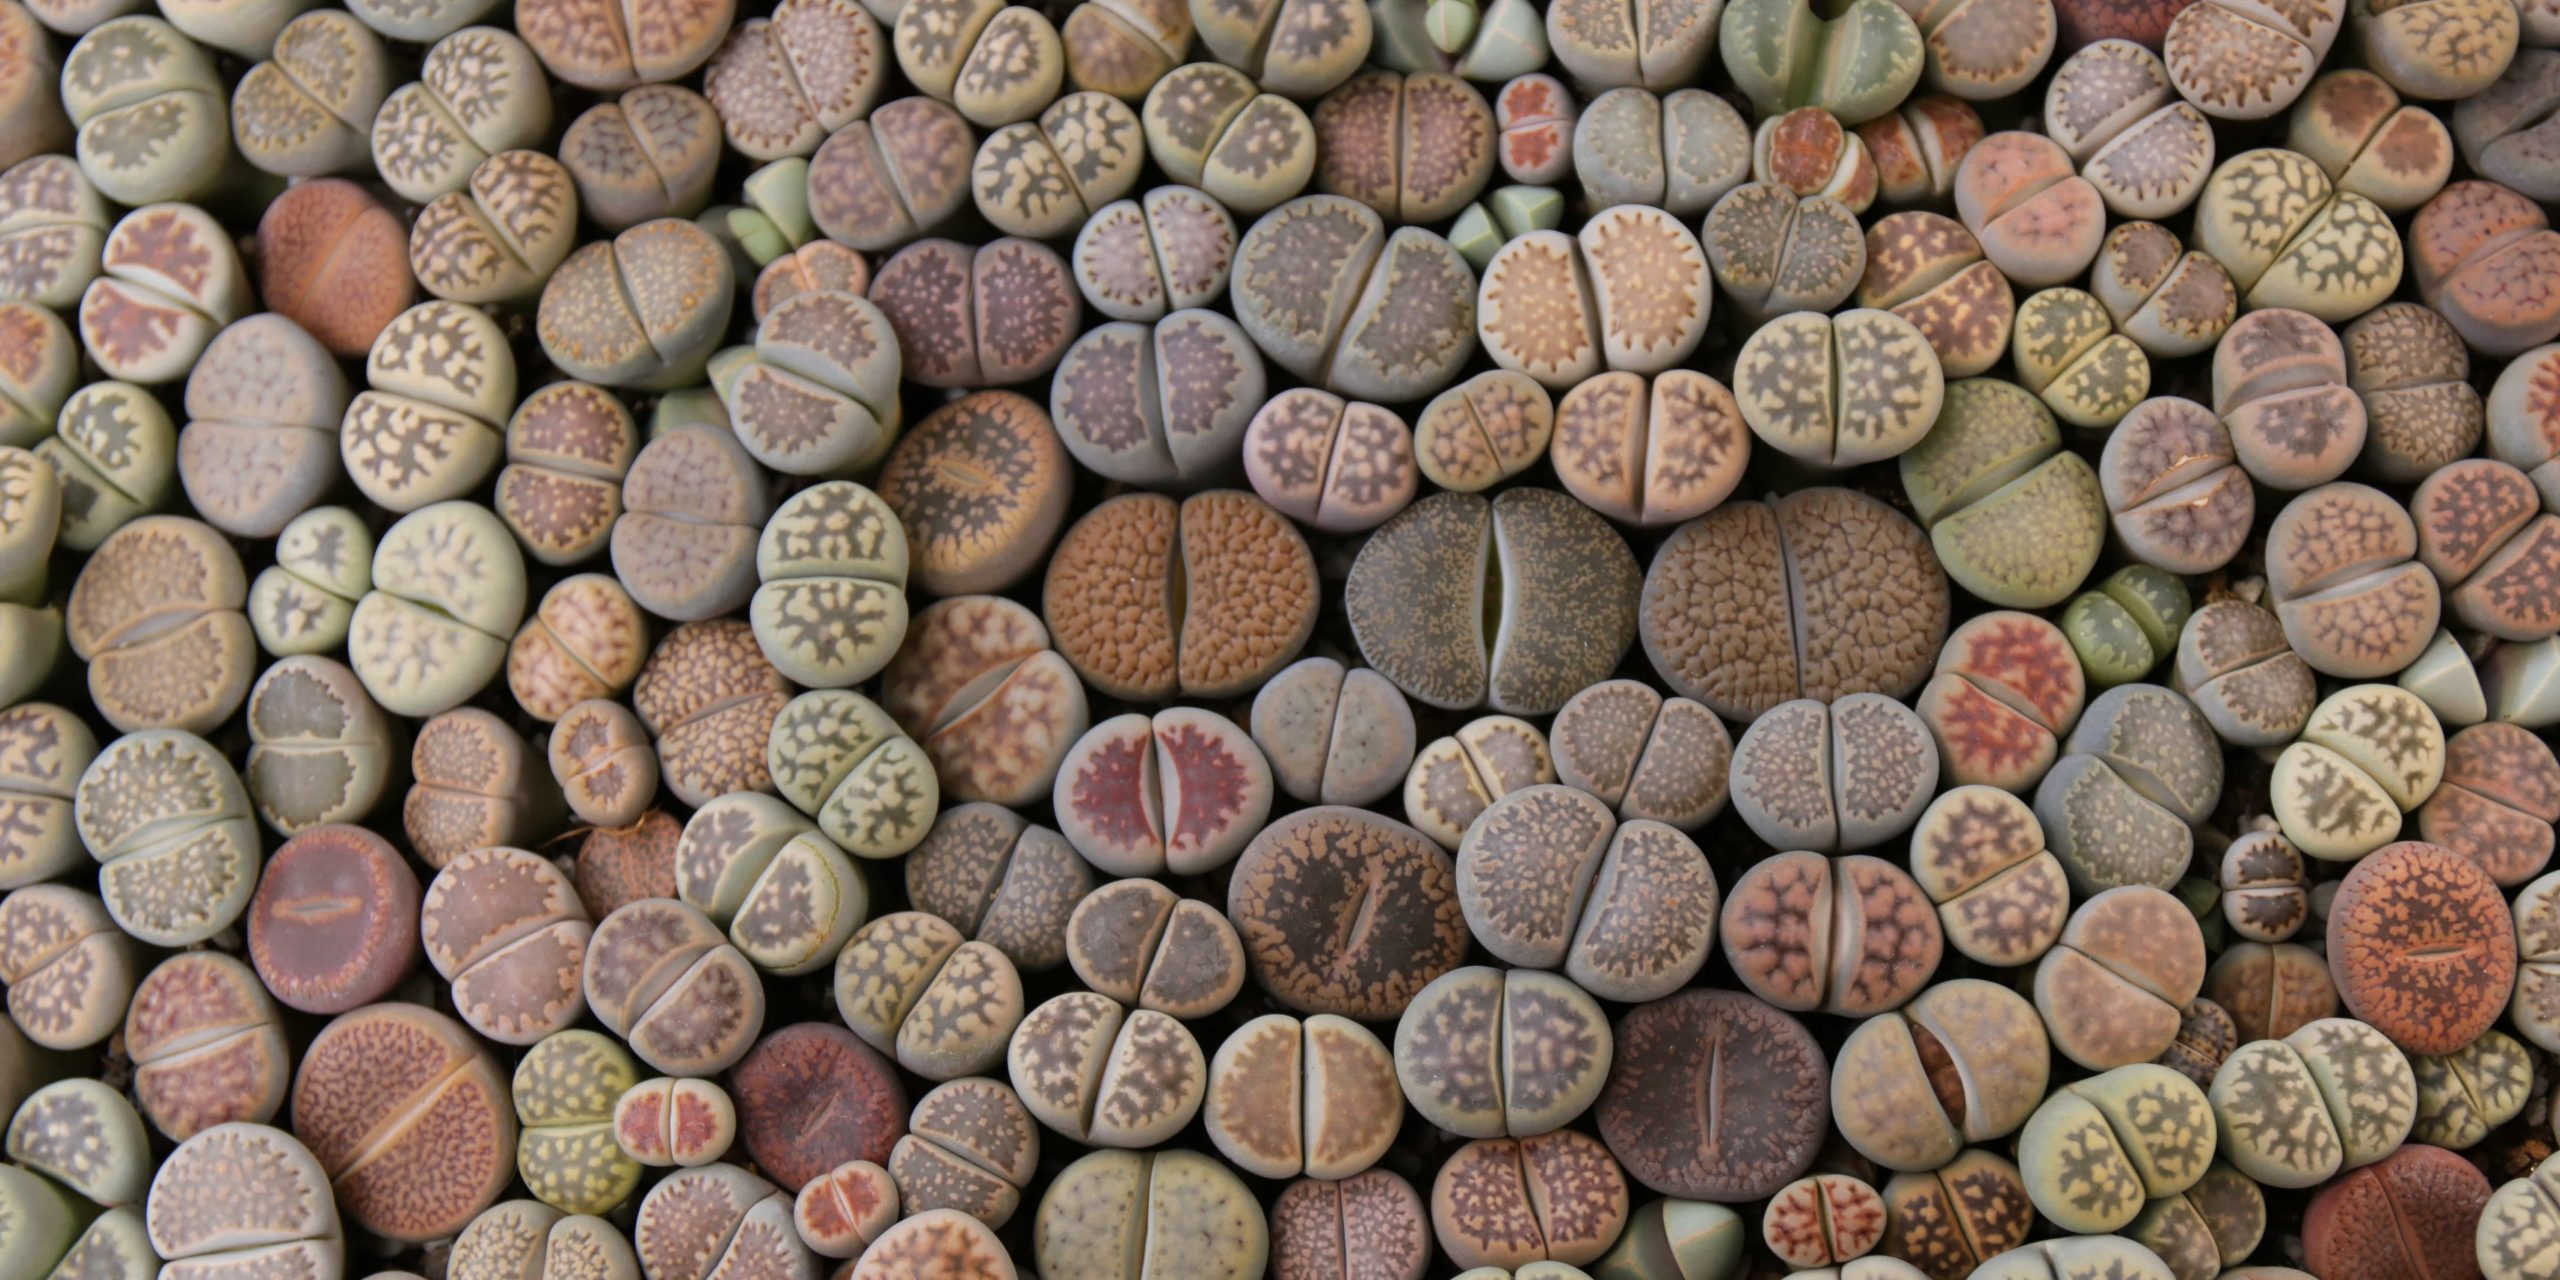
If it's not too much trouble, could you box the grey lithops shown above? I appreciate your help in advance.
[808,96,977,251]
[1572,86,1751,215]
[1477,209,1711,388]
[1050,310,1264,487]
[79,203,250,385]
[2033,683,2221,894]
[1140,63,1319,215]
[350,502,527,718]
[1395,965,1610,1141]
[231,10,388,176]
[1251,656,1417,808]
[249,508,372,656]
[1457,784,1720,1002]
[1007,991,1204,1149]
[612,425,771,623]
[768,689,936,858]
[2042,41,2214,219]
[244,657,394,836]
[1703,182,1867,323]
[974,91,1148,238]
[74,729,261,946]
[705,0,889,159]
[0,703,95,890]
[178,314,349,538]
[66,517,252,735]
[1242,389,1418,532]
[59,17,231,204]
[1063,878,1244,1018]
[1731,695,1938,852]
[1231,195,1477,402]
[1547,679,1730,833]
[908,802,1095,971]
[752,482,911,688]
[869,237,1080,388]
[0,156,109,310]
[1733,309,1944,468]
[344,300,512,513]
[888,1077,1037,1228]
[2268,683,2445,860]
[144,1124,344,1280]
[1073,186,1235,321]
[41,380,173,552]
[371,27,553,205]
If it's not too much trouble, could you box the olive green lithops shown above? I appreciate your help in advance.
[1140,63,1319,215]
[2209,1016,2415,1188]
[78,203,249,385]
[0,156,109,310]
[2484,1151,2560,1280]
[349,501,527,718]
[231,10,388,177]
[2265,482,2440,677]
[1735,309,1944,468]
[242,657,393,836]
[2406,1028,2529,1148]
[1572,86,1751,215]
[371,27,554,205]
[2268,683,2444,860]
[1954,131,2106,287]
[2033,683,2221,894]
[1033,1147,1268,1280]
[974,91,1148,238]
[2099,398,2253,576]
[0,886,137,1051]
[1720,0,1924,123]
[2016,1064,2216,1234]
[1856,212,2012,378]
[2162,0,2342,119]
[60,17,231,204]
[1830,980,2049,1173]
[1477,208,1712,387]
[1898,378,2103,608]
[2289,70,2455,213]
[342,300,512,512]
[539,219,735,390]
[420,845,593,1045]
[1395,965,1612,1139]
[1908,786,2070,967]
[177,314,349,539]
[1231,194,1477,401]
[1914,611,2086,794]
[1205,1013,1401,1180]
[2064,565,2191,688]
[2042,41,2213,220]
[1703,182,1866,323]
[838,911,1026,1080]
[808,96,978,251]
[65,517,250,735]
[2012,288,2151,428]
[769,689,936,858]
[144,1124,344,1280]
[2195,148,2403,322]
[508,1031,643,1217]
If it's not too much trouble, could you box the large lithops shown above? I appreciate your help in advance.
[1598,988,1828,1202]
[1857,212,2013,378]
[144,1124,344,1280]
[539,219,734,390]
[2209,1016,2414,1188]
[2162,0,2342,118]
[2264,482,2440,677]
[586,898,766,1076]
[59,17,231,204]
[731,1022,907,1189]
[290,1003,515,1242]
[2043,41,2214,219]
[74,727,261,947]
[343,300,512,513]
[2034,886,2207,1069]
[1203,1013,1399,1180]
[2193,147,2403,322]
[1735,309,1944,468]
[65,517,252,735]
[1033,1146,1268,1278]
[881,595,1088,807]
[1228,807,1467,1021]
[1720,0,1924,122]
[1477,208,1711,388]
[1703,182,1867,323]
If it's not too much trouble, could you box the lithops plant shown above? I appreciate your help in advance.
[1900,378,2106,607]
[2015,1064,2216,1234]
[1269,1169,1433,1280]
[2162,0,2341,117]
[506,575,646,723]
[633,1164,812,1280]
[515,0,734,88]
[836,911,1025,1080]
[408,151,580,307]
[2209,1016,2415,1188]
[2268,683,2445,860]
[420,845,594,1046]
[1403,716,1553,849]
[799,1160,898,1257]
[556,88,723,233]
[2207,940,2340,1041]
[2264,482,2440,677]
[888,0,1062,127]
[1572,86,1751,215]
[2456,47,2560,200]
[1052,709,1270,877]
[371,27,554,205]
[1496,74,1577,184]
[729,1022,908,1189]
[1458,785,1721,1002]
[611,425,770,623]
[1953,132,2106,286]
[63,516,250,736]
[808,96,977,251]
[2416,722,2560,884]
[176,315,349,539]
[0,302,74,448]
[2411,459,2560,643]
[1830,980,2049,1176]
[1723,848,1941,1016]
[1058,0,1190,99]
[289,1003,516,1242]
[755,240,872,320]
[868,238,1080,390]
[257,180,414,361]
[765,691,934,863]
[2353,0,2519,99]
[1393,966,1612,1143]
[1203,1013,1401,1180]
[2325,840,2514,1053]
[2091,223,2238,358]
[1858,93,1984,202]
[348,501,526,718]
[78,203,250,385]
[1049,310,1264,487]
[2411,180,2560,356]
[1734,309,1944,467]
[2033,683,2221,893]
[342,300,512,512]
[2194,148,2403,321]
[905,803,1093,972]
[1752,106,1880,211]
[2042,41,2214,219]
[1875,1151,2034,1280]
[2033,886,2208,1069]
[888,1076,1037,1226]
[245,825,419,1016]
[634,620,793,807]
[585,898,765,1076]
[1250,657,1418,809]
[715,293,902,478]
[1032,1147,1267,1279]
[1138,63,1318,215]
[539,219,734,390]
[0,155,110,310]
[488,383,634,569]
[1728,695,1938,851]
[450,1203,641,1280]
[144,1123,344,1280]
[1759,1175,1886,1270]
[230,11,387,178]
[412,714,559,875]
[37,382,168,554]
[2219,829,2311,942]
[1006,991,1204,1149]
[1720,0,1924,122]
[2288,70,2455,213]
[703,0,888,159]
[2066,565,2190,684]
[1641,488,1951,722]
[2160,998,2242,1089]
[1703,183,1866,323]
[1239,389,1418,532]
[1070,186,1233,322]
[1856,212,2013,378]
[1908,786,2071,966]
[747,483,911,690]
[549,700,656,829]
[2012,287,2152,428]
[75,727,262,949]
[0,4,66,171]
[1542,680,1729,834]
[1064,878,1245,1017]
[0,703,94,889]
[1232,195,1476,400]
[1430,1132,1629,1272]
[1228,807,1468,1021]
[8,1077,150,1213]
[2098,399,2253,576]
[1044,490,1317,701]
[59,17,231,204]
[881,595,1088,806]
[1477,209,1711,388]
[0,886,137,1050]
[508,1032,643,1217]
[2409,1029,2530,1148]
[1597,989,1827,1202]
[1914,611,2085,793]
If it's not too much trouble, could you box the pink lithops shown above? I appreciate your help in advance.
[420,846,593,1047]
[614,1077,737,1168]
[1765,1174,1888,1268]
[2212,308,2367,491]
[1915,611,2088,793]
[2411,459,2560,642]
[2265,482,2441,678]
[125,952,289,1141]
[1052,709,1275,877]
[2420,722,2560,885]
[1954,131,2107,287]
[796,1159,899,1258]
[1242,388,1420,533]
[1496,73,1576,184]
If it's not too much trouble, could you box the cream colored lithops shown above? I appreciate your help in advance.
[342,300,512,513]
[1230,195,1478,403]
[1573,86,1752,215]
[249,508,372,656]
[2209,1017,2413,1188]
[1475,207,1710,389]
[371,27,553,205]
[74,729,261,947]
[2269,684,2445,860]
[495,381,637,569]
[0,886,137,1050]
[0,155,109,310]
[2163,0,2342,119]
[1702,182,1867,323]
[1010,991,1206,1148]
[769,690,937,858]
[144,1123,344,1280]
[1139,63,1319,216]
[349,501,529,718]
[60,17,231,204]
[2043,41,2215,219]
[752,482,912,688]
[836,911,1026,1080]
[539,218,736,390]
[2011,288,2151,429]
[716,289,904,476]
[894,0,1065,126]
[409,150,580,305]
[1072,186,1236,322]
[1414,370,1553,494]
[974,91,1148,239]
[177,314,350,539]
[243,657,395,836]
[231,11,389,176]
[704,0,889,160]
[78,203,250,385]
[0,703,96,890]
[1734,309,1944,468]
[41,380,174,552]
[66,517,253,735]
[2193,147,2404,322]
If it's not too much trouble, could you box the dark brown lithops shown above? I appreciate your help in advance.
[1597,989,1828,1202]
[1430,1130,1628,1272]
[1064,877,1245,1018]
[245,825,420,1016]
[1228,806,1468,1021]
[731,1023,908,1192]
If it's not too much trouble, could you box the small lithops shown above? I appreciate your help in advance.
[507,576,646,725]
[1734,309,1944,468]
[2207,940,2341,1042]
[1720,0,1925,123]
[2033,683,2221,893]
[372,27,553,205]
[1729,695,1938,852]
[798,1160,898,1258]
[1642,488,1951,722]
[1914,610,2086,793]
[1901,378,2106,608]
[1232,195,1476,401]
[177,315,350,539]
[2410,1029,2530,1149]
[1840,979,2052,1183]
[889,1076,1037,1226]
[808,96,977,251]
[1598,988,1829,1201]
[703,0,888,159]
[2209,1016,2414,1188]
[1876,1152,2033,1280]
[1543,679,1730,834]
[1250,657,1417,809]
[1059,878,1243,1020]
[1139,63,1319,215]
[1954,132,2107,287]
[1403,715,1553,849]
[836,911,1025,1080]
[881,594,1090,807]
[39,382,170,553]
[2289,70,2456,212]
[1859,94,1985,203]
[1204,1013,1400,1179]
[1909,786,2071,966]
[2064,564,2192,688]
[515,0,734,88]
[0,703,94,889]
[2412,459,2560,643]
[450,1204,639,1280]
[1753,106,1880,211]
[420,845,593,1046]
[1477,208,1712,388]
[2219,829,2311,942]
[343,300,511,512]
[2194,148,2404,322]
[2268,683,2445,860]
[60,17,231,204]
[2411,180,2560,356]
[1495,74,1576,183]
[2011,288,2151,428]
[2033,886,2208,1069]
[1459,785,1720,1002]
[1070,186,1233,322]
[79,203,249,385]
[258,181,414,361]
[2264,482,2440,677]
[1724,848,1942,1016]
[1702,183,1867,323]
[539,219,735,390]
[1572,86,1751,215]
[1856,212,2014,378]
[0,886,137,1050]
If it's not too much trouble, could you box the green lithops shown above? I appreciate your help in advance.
[512,1030,644,1216]
[74,729,261,947]
[1376,0,1545,78]
[345,300,513,513]
[2407,1028,2530,1149]
[348,501,529,718]
[370,27,553,205]
[2193,148,2403,323]
[767,690,938,859]
[1898,378,2103,609]
[2209,1016,2414,1189]
[2012,288,2150,428]
[249,507,372,656]
[1720,0,1924,124]
[2064,566,2192,688]
[60,17,231,204]
[2016,1064,2215,1234]
[7,1078,151,1208]
[750,482,911,689]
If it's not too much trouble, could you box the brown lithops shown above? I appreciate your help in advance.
[496,382,636,568]
[1205,1013,1401,1180]
[2412,459,2560,642]
[1703,182,1867,323]
[809,96,977,251]
[1954,131,2107,286]
[1242,388,1419,532]
[1229,806,1468,1021]
[256,180,413,359]
[2265,482,2440,677]
[1879,1151,2036,1280]
[537,219,735,390]
[557,86,724,232]
[126,952,289,1140]
[870,237,1081,388]
[405,709,558,870]
[550,700,657,829]
[1723,849,1944,1017]
[410,151,579,309]
[731,1022,909,1190]
[1641,488,1952,722]
[2178,598,2317,745]
[1858,212,2014,378]
[1007,991,1203,1148]
[1497,74,1577,185]
[1431,1131,1629,1272]
[516,0,734,88]
[2411,179,2560,356]
[1547,679,1731,832]
[892,0,1064,127]
[1914,611,2085,793]
[2033,886,2208,1069]
[145,1123,344,1280]
[1457,784,1721,1002]
[1271,1170,1433,1280]
[290,1004,515,1243]
[797,1160,899,1257]
[2420,722,2560,885]
[1485,205,1715,389]
[2211,307,2367,490]
[2343,302,2482,482]
[245,826,419,1016]
[905,803,1093,971]
[755,240,873,320]
[421,846,593,1047]
[507,574,649,723]
[837,911,1026,1080]
[66,517,251,735]
[1909,786,2071,967]
[1859,94,1986,203]
[2092,222,2238,358]
[881,595,1088,806]
[1053,709,1272,876]
[1313,70,1496,223]
[0,886,138,1051]
[2327,840,2515,1053]
[2099,397,2254,576]
[2162,0,2342,118]
[634,620,794,808]
[1065,878,1246,1018]
[2207,941,2341,1042]
[1598,988,1828,1201]
[634,1164,810,1280]
[81,204,249,386]
[703,0,887,158]
[976,92,1148,239]
[2288,69,2455,212]
[1251,656,1418,809]
[1230,194,1477,401]
[1043,490,1317,702]
[890,1077,1038,1227]
[585,898,766,1076]
[1063,0,1190,98]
